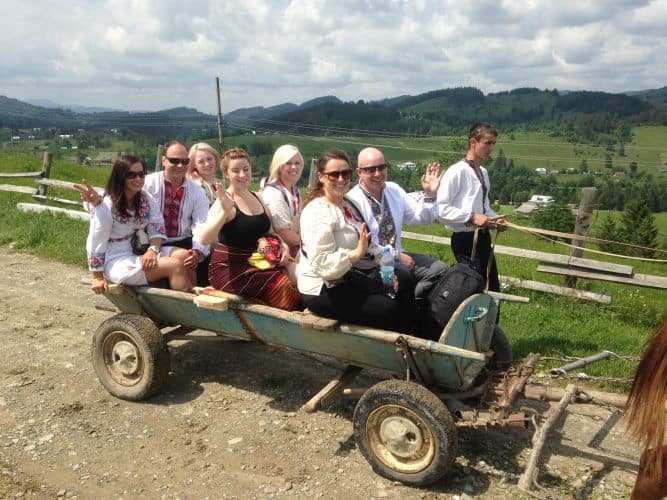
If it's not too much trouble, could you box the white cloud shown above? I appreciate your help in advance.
[1,0,665,112]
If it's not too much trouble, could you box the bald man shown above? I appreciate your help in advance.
[346,147,448,298]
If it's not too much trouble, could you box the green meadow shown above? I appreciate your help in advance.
[1,129,666,392]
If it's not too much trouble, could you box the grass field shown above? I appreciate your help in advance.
[1,143,665,392]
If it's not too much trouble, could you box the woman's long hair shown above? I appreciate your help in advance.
[303,149,350,206]
[105,154,145,215]
[625,314,667,479]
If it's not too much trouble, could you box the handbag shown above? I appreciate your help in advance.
[344,263,384,295]
[131,228,150,256]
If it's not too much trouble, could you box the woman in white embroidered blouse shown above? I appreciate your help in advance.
[81,155,195,295]
[259,144,304,283]
[297,149,418,334]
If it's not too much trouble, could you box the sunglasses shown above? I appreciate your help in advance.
[166,157,190,166]
[323,169,352,181]
[126,171,147,180]
[359,164,388,174]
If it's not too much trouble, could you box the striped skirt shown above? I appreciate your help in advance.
[209,243,301,311]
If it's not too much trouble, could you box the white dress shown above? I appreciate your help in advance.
[86,190,166,286]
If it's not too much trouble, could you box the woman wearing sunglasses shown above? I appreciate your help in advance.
[195,148,301,311]
[297,149,418,334]
[80,155,195,295]
[187,142,220,205]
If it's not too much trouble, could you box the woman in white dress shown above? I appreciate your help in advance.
[82,155,195,294]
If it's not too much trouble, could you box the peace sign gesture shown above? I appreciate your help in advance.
[73,179,102,206]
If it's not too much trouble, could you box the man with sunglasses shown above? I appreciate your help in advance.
[143,140,210,284]
[347,147,448,299]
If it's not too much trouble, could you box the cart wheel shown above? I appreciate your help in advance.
[489,325,512,371]
[91,313,169,401]
[353,380,458,486]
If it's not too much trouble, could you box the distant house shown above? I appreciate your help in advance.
[11,136,20,141]
[399,162,417,171]
[535,167,547,175]
[529,195,555,206]
[549,169,560,175]
[613,171,626,177]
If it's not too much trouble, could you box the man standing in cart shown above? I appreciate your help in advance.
[436,122,507,292]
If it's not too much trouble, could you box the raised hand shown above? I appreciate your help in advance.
[421,162,442,197]
[73,179,102,206]
[214,183,235,213]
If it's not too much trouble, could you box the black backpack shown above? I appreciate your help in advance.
[422,257,484,339]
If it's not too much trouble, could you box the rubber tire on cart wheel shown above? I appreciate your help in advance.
[488,325,513,371]
[91,313,169,401]
[353,380,458,486]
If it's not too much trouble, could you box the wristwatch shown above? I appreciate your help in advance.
[148,245,161,254]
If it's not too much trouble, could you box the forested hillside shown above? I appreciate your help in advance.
[3,86,667,143]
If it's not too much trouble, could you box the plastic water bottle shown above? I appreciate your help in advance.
[380,245,395,298]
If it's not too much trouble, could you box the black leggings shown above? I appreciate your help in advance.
[302,265,418,336]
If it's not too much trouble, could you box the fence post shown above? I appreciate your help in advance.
[565,187,597,288]
[37,152,53,199]
[154,145,165,173]
[307,158,318,189]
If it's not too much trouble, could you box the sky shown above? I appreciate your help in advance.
[3,0,667,114]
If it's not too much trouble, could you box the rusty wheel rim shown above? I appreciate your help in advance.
[365,403,435,474]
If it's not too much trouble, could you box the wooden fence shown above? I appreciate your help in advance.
[1,152,665,301]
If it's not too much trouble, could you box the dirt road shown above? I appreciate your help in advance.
[0,246,639,499]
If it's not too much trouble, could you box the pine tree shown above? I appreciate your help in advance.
[621,198,658,256]
[595,212,621,253]
[533,203,575,240]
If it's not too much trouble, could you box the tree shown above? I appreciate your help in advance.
[579,159,588,174]
[629,161,638,175]
[594,212,622,253]
[604,154,613,169]
[533,203,575,240]
[621,198,658,257]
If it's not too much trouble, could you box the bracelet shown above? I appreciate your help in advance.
[91,277,105,283]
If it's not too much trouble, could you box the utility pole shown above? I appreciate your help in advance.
[216,77,224,154]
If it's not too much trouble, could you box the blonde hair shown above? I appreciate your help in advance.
[187,142,220,178]
[268,144,304,184]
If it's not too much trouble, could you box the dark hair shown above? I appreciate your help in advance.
[105,154,145,214]
[468,122,498,148]
[303,149,351,206]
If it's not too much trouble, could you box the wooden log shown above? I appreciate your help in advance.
[36,152,52,198]
[487,290,530,303]
[518,383,578,492]
[566,187,597,287]
[402,231,633,276]
[0,184,36,194]
[500,276,612,304]
[16,203,90,221]
[302,365,363,413]
[32,194,82,206]
[0,171,42,178]
[36,178,79,190]
[537,263,667,290]
[488,383,631,409]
